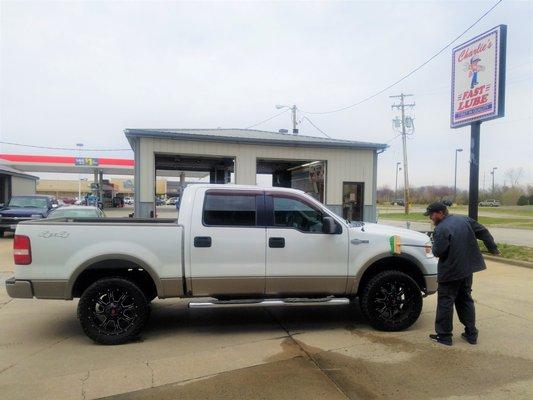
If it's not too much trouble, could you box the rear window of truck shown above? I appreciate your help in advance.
[203,193,257,226]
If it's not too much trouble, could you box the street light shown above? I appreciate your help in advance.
[76,143,84,201]
[395,162,401,199]
[275,104,298,134]
[454,148,463,201]
[491,167,498,195]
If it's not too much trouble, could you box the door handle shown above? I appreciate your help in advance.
[269,237,285,248]
[194,236,212,248]
[350,238,369,245]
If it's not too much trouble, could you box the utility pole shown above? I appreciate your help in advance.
[454,148,463,202]
[390,94,415,214]
[76,143,84,201]
[291,105,298,135]
[276,104,299,135]
[491,166,498,195]
[395,162,401,199]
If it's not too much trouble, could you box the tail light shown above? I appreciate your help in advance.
[14,235,32,265]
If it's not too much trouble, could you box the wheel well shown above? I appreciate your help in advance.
[357,256,426,295]
[72,259,158,300]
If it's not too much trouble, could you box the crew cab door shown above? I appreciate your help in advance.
[189,189,266,296]
[265,193,349,296]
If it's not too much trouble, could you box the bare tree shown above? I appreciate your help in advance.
[505,167,524,187]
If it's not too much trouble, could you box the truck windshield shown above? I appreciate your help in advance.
[8,196,48,208]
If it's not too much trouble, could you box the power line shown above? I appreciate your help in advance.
[300,0,504,115]
[0,141,131,152]
[302,116,331,138]
[245,108,290,129]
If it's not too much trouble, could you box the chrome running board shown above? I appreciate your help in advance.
[188,296,350,309]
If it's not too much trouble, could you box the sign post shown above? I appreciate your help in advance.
[451,25,506,220]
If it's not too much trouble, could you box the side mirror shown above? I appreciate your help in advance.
[51,203,59,209]
[322,216,337,234]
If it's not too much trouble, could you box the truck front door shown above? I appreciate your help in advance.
[265,193,349,296]
[190,189,266,296]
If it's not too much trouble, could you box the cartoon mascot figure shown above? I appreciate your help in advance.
[468,56,485,89]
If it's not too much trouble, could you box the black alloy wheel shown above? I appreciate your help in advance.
[78,277,150,345]
[360,270,423,331]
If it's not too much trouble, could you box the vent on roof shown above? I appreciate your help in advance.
[278,129,288,134]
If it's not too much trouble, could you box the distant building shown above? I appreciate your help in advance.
[0,165,39,205]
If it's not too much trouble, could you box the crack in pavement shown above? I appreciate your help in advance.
[80,371,90,400]
[476,300,531,321]
[145,361,154,388]
[0,334,74,376]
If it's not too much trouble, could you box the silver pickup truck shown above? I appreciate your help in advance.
[7,184,437,345]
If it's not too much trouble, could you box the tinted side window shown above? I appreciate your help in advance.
[273,197,323,232]
[203,193,257,226]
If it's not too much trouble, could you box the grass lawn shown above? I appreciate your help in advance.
[479,242,533,263]
[378,212,529,227]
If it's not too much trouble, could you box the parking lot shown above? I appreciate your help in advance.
[1,250,532,399]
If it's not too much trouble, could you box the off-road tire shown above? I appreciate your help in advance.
[360,270,422,331]
[78,277,150,345]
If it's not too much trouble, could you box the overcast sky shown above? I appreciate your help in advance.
[1,0,532,189]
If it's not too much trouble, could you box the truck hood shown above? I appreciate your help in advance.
[0,207,47,217]
[350,222,431,244]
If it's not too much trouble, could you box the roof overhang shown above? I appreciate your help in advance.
[124,128,388,151]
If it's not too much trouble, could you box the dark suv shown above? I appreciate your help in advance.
[0,195,58,237]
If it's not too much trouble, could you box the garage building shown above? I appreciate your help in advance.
[0,165,39,205]
[125,129,387,221]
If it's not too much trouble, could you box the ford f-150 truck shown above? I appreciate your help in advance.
[6,185,437,345]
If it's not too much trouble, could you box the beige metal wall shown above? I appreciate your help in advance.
[137,137,376,207]
[11,176,37,196]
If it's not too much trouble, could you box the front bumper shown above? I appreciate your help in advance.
[424,274,438,295]
[5,278,33,298]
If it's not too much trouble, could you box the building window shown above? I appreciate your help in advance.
[203,193,257,226]
[273,196,323,233]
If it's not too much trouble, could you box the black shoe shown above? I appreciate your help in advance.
[461,332,477,345]
[429,334,452,346]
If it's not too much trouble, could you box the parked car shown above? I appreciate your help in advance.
[60,197,77,205]
[6,184,437,344]
[391,199,405,206]
[166,196,179,205]
[47,205,106,219]
[479,199,501,207]
[0,195,58,237]
[155,197,165,206]
[124,197,134,205]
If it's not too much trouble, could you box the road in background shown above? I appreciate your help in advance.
[379,220,533,247]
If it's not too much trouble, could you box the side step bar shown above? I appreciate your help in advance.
[189,297,350,309]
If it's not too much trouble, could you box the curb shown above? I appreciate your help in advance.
[483,254,533,270]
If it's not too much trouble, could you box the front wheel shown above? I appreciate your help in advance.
[359,270,422,331]
[78,277,150,345]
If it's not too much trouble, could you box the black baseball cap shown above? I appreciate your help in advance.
[423,202,448,216]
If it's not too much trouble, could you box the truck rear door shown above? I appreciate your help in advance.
[189,189,266,296]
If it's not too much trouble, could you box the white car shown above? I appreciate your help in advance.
[6,184,437,345]
[47,205,106,219]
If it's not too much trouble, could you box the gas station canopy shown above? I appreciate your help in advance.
[0,154,207,177]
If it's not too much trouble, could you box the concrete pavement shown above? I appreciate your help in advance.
[0,260,532,399]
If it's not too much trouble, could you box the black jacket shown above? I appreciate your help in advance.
[432,215,498,282]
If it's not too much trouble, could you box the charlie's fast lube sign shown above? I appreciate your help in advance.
[451,25,506,128]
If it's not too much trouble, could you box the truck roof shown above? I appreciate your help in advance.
[187,184,305,194]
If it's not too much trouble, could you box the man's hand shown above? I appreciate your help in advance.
[491,249,502,256]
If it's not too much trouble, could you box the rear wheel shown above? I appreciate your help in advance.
[78,277,150,345]
[360,270,422,331]
[0,229,4,238]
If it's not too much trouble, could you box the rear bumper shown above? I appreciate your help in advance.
[5,278,33,298]
[5,278,69,299]
[424,274,438,295]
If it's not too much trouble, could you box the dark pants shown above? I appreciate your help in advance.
[435,274,478,339]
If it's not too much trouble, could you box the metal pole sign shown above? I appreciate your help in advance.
[450,25,507,220]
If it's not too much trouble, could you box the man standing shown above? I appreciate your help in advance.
[424,202,500,346]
